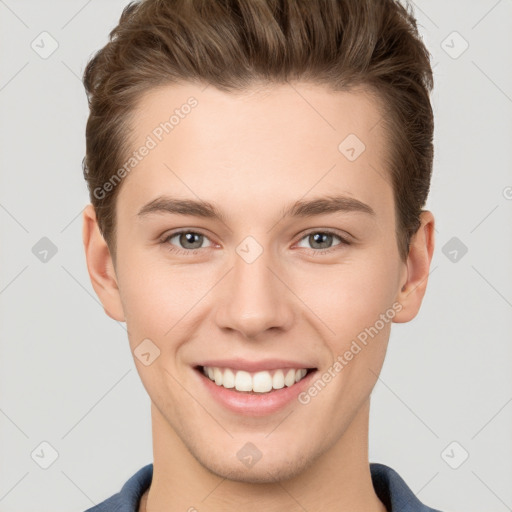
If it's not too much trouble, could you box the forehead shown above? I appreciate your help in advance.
[117,81,393,223]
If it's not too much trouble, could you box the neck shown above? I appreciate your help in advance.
[144,399,386,512]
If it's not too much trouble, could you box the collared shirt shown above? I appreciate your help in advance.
[84,462,443,511]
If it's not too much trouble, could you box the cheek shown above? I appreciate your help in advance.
[114,207,178,336]
[115,251,209,341]
[295,252,400,342]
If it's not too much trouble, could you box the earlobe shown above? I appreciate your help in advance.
[393,210,435,323]
[82,204,125,322]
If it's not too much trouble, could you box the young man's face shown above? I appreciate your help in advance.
[84,82,433,484]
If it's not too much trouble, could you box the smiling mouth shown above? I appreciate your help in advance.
[195,365,317,394]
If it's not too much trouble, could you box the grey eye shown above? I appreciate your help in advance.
[167,231,212,250]
[297,232,342,250]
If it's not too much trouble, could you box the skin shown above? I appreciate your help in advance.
[83,82,435,512]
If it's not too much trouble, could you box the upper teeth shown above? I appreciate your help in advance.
[202,366,308,393]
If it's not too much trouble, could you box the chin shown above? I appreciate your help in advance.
[194,447,314,484]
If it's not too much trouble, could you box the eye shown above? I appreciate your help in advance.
[160,229,351,256]
[161,230,213,254]
[296,230,350,253]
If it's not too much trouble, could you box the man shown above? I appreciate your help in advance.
[81,0,441,510]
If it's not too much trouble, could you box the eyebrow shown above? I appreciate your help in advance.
[137,194,375,221]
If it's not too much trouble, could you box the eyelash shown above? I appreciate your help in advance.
[159,229,351,256]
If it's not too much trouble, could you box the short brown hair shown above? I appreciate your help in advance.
[83,0,434,261]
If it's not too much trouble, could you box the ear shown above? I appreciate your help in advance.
[393,210,435,323]
[82,204,125,322]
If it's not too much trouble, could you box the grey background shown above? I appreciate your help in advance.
[0,1,511,511]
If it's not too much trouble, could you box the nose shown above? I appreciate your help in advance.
[214,243,295,340]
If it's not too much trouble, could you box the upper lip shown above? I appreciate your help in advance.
[194,358,317,372]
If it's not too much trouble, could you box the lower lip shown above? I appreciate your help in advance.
[194,367,317,416]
